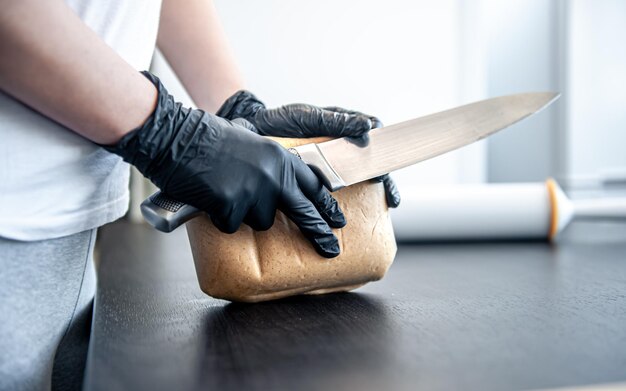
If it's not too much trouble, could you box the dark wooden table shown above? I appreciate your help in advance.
[84,220,626,391]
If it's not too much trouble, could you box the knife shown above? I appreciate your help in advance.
[141,92,560,232]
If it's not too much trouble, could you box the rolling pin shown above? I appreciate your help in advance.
[391,178,626,241]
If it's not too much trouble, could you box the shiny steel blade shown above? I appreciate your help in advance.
[316,92,559,187]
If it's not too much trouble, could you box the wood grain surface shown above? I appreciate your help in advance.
[84,220,626,391]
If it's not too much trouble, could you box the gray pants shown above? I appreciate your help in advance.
[0,229,97,391]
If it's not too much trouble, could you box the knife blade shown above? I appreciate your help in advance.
[140,92,560,232]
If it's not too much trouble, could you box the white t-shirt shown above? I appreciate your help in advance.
[0,0,162,240]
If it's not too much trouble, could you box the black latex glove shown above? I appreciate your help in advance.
[216,90,400,208]
[104,72,346,258]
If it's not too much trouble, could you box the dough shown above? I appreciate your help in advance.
[186,136,397,302]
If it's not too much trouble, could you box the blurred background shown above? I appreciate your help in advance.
[134,0,625,225]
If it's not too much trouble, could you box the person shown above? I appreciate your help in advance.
[0,0,400,389]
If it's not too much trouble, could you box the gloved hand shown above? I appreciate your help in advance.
[104,72,346,258]
[216,90,400,208]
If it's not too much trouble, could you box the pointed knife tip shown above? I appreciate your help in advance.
[531,91,560,101]
[524,91,561,113]
[546,91,561,101]
[542,91,561,107]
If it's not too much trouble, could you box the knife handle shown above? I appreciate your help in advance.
[140,191,201,232]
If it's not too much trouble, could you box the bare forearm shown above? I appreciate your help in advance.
[0,0,157,145]
[157,0,244,113]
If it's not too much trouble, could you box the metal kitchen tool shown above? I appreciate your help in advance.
[141,92,560,232]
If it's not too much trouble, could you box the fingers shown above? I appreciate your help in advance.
[279,157,343,258]
[279,186,341,258]
[372,174,401,208]
[210,198,277,233]
[323,106,384,129]
[231,117,259,133]
[210,201,248,234]
[256,104,373,138]
[292,156,346,229]
[243,201,276,231]
[314,107,373,137]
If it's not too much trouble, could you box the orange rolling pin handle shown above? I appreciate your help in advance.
[546,178,561,241]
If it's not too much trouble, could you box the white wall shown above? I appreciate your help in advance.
[476,0,626,189]
[481,0,562,183]
[565,0,626,188]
